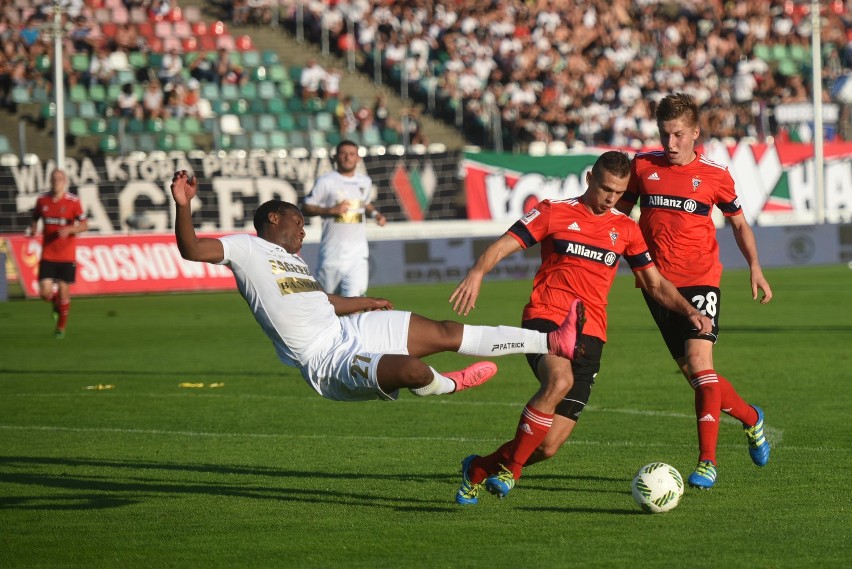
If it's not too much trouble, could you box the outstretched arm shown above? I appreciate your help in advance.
[171,170,224,263]
[635,266,713,334]
[729,214,773,304]
[327,293,393,315]
[450,233,522,316]
[301,201,351,217]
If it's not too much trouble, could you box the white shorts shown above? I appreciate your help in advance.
[300,310,411,402]
[315,258,369,296]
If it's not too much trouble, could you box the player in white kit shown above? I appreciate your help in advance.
[172,171,586,402]
[302,140,386,297]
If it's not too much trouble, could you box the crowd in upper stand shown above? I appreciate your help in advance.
[285,0,852,149]
[2,0,851,154]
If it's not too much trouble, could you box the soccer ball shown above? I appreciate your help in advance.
[631,462,684,514]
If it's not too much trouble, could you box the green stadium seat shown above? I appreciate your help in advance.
[250,131,268,149]
[240,82,257,100]
[128,51,147,69]
[381,128,400,145]
[77,100,98,119]
[242,50,261,68]
[257,114,277,131]
[71,53,90,73]
[266,97,285,114]
[126,118,145,134]
[252,66,268,82]
[11,86,30,104]
[277,113,296,131]
[88,84,107,103]
[211,99,230,114]
[100,135,119,153]
[107,84,121,102]
[30,86,49,103]
[163,117,181,134]
[89,118,109,135]
[248,97,266,114]
[240,114,257,132]
[325,130,341,146]
[362,128,381,146]
[69,84,88,103]
[288,130,306,147]
[231,133,250,149]
[753,43,771,62]
[68,117,88,137]
[231,98,250,115]
[174,133,194,152]
[148,53,164,68]
[295,113,310,130]
[201,83,220,101]
[220,83,239,101]
[158,133,176,151]
[262,50,280,66]
[257,82,276,100]
[315,112,334,132]
[35,54,51,73]
[268,130,287,148]
[288,66,302,82]
[146,118,164,133]
[41,103,56,120]
[0,134,11,154]
[182,117,201,135]
[277,79,295,99]
[308,130,326,148]
[135,133,157,152]
[268,65,287,83]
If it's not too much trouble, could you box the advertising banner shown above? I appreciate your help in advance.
[463,142,852,225]
[6,233,237,297]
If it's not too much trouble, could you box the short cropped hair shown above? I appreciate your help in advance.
[591,150,631,180]
[335,139,359,157]
[656,93,699,127]
[253,200,301,234]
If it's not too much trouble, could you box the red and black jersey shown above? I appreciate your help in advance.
[33,192,87,263]
[622,151,742,288]
[508,198,653,341]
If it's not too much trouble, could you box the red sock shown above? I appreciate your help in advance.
[717,375,758,426]
[690,369,720,464]
[469,442,512,484]
[470,405,554,482]
[56,299,70,330]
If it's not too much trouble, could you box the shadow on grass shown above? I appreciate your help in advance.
[0,456,628,513]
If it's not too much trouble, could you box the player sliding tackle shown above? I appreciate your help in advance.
[171,170,585,405]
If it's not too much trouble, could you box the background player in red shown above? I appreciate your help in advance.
[617,93,774,489]
[28,169,88,338]
[449,151,712,505]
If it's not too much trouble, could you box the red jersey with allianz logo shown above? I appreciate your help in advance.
[623,151,742,288]
[33,192,87,262]
[507,198,653,342]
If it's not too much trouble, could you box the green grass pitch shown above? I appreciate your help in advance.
[1,265,850,568]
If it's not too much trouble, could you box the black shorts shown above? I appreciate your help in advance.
[642,285,720,360]
[38,260,77,284]
[522,318,604,422]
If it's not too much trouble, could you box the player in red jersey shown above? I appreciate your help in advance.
[28,170,88,338]
[449,151,712,505]
[617,93,774,489]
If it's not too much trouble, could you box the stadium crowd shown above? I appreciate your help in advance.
[2,0,851,153]
[287,0,852,149]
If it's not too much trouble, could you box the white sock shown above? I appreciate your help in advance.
[410,367,456,397]
[457,325,548,356]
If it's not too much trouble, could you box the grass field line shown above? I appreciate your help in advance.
[0,422,807,451]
